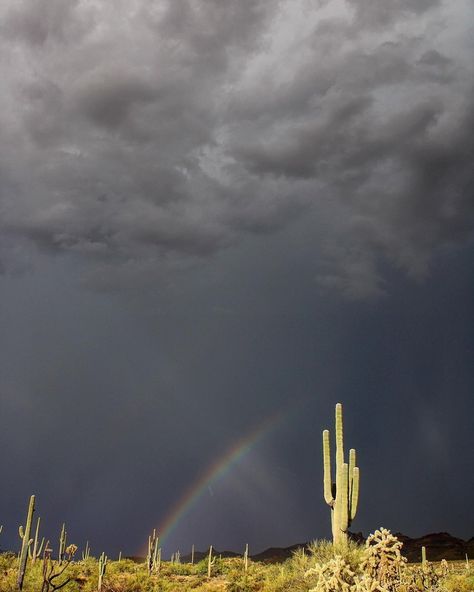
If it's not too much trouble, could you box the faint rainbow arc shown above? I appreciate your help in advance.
[153,409,284,550]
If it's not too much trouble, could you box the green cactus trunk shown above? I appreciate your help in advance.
[322,403,359,545]
[17,495,35,590]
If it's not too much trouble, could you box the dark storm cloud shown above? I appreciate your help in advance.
[0,0,473,296]
[352,0,441,28]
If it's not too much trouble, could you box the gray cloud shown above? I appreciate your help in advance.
[0,0,473,296]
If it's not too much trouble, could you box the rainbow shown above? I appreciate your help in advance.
[149,408,286,552]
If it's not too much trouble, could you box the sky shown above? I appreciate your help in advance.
[0,0,473,559]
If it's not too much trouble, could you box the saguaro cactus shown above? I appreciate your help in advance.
[58,523,67,564]
[98,552,107,591]
[18,495,35,590]
[28,516,45,563]
[82,541,90,561]
[207,545,216,578]
[323,403,359,545]
[146,529,160,575]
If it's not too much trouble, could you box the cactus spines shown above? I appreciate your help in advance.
[17,494,35,590]
[28,516,45,564]
[322,403,359,545]
[98,552,107,591]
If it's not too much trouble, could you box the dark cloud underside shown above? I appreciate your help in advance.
[0,0,472,296]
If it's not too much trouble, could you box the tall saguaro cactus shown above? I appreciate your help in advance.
[323,403,360,545]
[17,495,35,590]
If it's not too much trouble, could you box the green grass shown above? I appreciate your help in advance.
[0,544,472,592]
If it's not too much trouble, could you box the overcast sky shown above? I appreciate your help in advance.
[0,0,473,558]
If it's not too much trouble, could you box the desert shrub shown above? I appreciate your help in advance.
[262,549,317,592]
[262,541,367,592]
[224,558,267,592]
[308,540,366,573]
[440,571,474,592]
[194,556,225,577]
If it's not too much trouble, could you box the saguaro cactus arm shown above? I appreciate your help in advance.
[350,466,360,521]
[323,430,334,506]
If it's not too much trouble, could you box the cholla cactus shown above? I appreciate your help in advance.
[440,559,449,577]
[352,575,388,592]
[306,556,356,592]
[305,556,388,592]
[362,528,406,591]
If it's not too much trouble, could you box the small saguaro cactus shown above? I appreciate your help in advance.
[156,548,162,573]
[323,403,360,545]
[82,541,90,561]
[422,546,427,567]
[98,552,107,591]
[191,544,195,565]
[18,494,35,590]
[58,523,67,564]
[207,545,216,578]
[244,543,249,573]
[146,529,160,575]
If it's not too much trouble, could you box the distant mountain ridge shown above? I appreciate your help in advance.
[181,532,474,564]
[4,532,469,564]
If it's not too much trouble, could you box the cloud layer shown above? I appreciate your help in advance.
[1,0,473,295]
